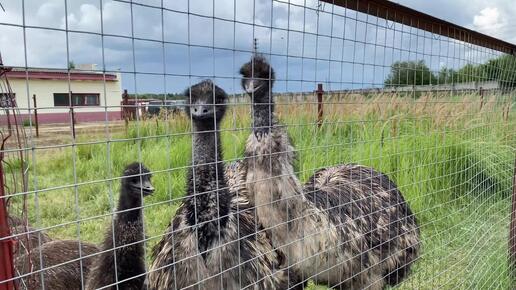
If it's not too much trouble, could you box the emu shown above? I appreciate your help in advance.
[14,240,99,290]
[240,56,420,289]
[85,162,154,290]
[148,80,298,290]
[8,216,52,256]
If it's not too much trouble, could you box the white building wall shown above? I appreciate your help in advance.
[9,74,122,115]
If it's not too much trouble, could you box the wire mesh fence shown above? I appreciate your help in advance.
[0,0,515,289]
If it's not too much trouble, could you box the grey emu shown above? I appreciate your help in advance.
[148,80,299,290]
[240,56,420,289]
[85,162,155,290]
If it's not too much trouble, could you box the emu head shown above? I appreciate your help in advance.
[239,56,275,102]
[184,80,228,123]
[122,162,154,197]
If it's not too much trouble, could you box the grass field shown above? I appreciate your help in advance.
[8,93,516,289]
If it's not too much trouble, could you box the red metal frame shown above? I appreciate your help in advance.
[0,158,15,290]
[320,0,516,54]
[0,53,22,290]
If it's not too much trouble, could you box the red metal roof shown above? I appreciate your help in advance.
[6,69,118,82]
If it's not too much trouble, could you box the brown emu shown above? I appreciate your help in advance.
[8,216,52,253]
[15,240,99,290]
[148,80,298,290]
[240,56,420,289]
[85,162,154,290]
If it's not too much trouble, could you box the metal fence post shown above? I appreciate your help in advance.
[32,94,39,138]
[509,156,516,280]
[316,84,324,128]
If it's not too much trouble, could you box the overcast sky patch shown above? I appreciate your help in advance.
[0,0,514,93]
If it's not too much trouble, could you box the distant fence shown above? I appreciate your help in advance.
[337,81,505,95]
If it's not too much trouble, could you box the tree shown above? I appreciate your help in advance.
[437,67,457,84]
[482,55,516,87]
[384,60,437,87]
[384,54,516,88]
[68,61,76,70]
[454,63,483,83]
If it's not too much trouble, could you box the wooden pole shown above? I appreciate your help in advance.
[32,94,39,137]
[316,83,324,128]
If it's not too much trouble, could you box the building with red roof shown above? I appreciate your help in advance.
[4,65,122,124]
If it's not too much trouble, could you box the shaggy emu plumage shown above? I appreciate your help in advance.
[15,240,99,290]
[85,162,154,290]
[8,216,53,255]
[240,56,420,289]
[148,80,298,290]
[11,225,52,255]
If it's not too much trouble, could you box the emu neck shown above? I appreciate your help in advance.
[191,121,221,166]
[245,82,308,247]
[252,87,276,129]
[185,120,230,227]
[116,189,143,224]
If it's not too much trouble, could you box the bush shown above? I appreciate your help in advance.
[22,118,34,127]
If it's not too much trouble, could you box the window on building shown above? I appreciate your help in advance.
[53,94,69,106]
[53,93,100,106]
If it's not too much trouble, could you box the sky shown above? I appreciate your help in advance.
[0,0,515,94]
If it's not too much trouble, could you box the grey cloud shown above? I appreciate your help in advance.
[1,0,514,94]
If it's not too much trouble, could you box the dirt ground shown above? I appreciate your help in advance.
[21,121,126,147]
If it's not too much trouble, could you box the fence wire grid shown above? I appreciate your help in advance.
[0,0,515,289]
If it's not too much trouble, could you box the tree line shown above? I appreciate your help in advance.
[384,55,516,87]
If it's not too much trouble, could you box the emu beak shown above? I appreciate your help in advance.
[244,80,262,94]
[140,180,155,195]
[190,103,214,119]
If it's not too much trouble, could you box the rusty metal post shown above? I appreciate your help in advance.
[510,156,516,279]
[0,156,15,290]
[316,84,324,128]
[71,107,76,139]
[504,102,510,122]
[32,94,39,138]
[122,89,129,130]
[69,91,76,139]
[479,87,484,110]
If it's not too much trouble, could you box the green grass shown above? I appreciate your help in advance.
[8,94,516,289]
